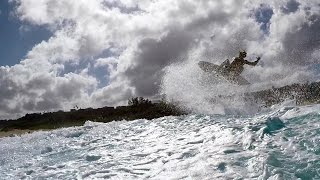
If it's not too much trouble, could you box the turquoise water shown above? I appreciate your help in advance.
[0,104,320,179]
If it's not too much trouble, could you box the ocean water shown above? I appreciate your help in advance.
[1,103,320,179]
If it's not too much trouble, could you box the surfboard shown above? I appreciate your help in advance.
[198,61,250,85]
[198,61,221,73]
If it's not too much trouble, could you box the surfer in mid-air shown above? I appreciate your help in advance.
[198,50,260,85]
[220,50,260,77]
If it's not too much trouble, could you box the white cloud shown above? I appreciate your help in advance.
[94,57,117,69]
[1,0,320,118]
[0,59,97,119]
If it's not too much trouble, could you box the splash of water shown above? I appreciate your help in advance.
[161,59,262,115]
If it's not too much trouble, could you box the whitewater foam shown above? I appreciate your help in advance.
[1,103,319,179]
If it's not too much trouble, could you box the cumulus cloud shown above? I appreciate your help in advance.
[0,59,97,119]
[0,0,320,118]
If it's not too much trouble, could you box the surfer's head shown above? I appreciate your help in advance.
[239,50,247,58]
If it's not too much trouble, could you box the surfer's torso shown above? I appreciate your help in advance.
[229,57,245,76]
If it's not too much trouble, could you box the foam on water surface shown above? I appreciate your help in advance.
[1,103,320,179]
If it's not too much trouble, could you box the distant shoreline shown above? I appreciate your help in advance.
[0,99,186,136]
[1,81,320,138]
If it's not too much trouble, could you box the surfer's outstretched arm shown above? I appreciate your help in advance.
[244,57,260,66]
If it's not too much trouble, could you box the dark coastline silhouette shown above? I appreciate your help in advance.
[0,81,319,133]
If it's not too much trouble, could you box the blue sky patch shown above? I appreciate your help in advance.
[0,1,52,66]
[254,4,274,34]
[281,0,300,14]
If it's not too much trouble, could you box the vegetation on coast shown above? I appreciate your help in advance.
[0,98,186,132]
[0,81,319,133]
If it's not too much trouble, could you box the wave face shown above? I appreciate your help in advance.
[1,104,320,179]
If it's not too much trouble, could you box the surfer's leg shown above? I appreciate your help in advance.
[220,59,230,68]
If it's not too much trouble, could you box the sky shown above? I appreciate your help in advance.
[0,0,52,66]
[0,0,320,119]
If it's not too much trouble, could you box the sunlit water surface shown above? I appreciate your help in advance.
[1,104,320,179]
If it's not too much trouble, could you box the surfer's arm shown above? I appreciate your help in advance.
[244,57,260,66]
